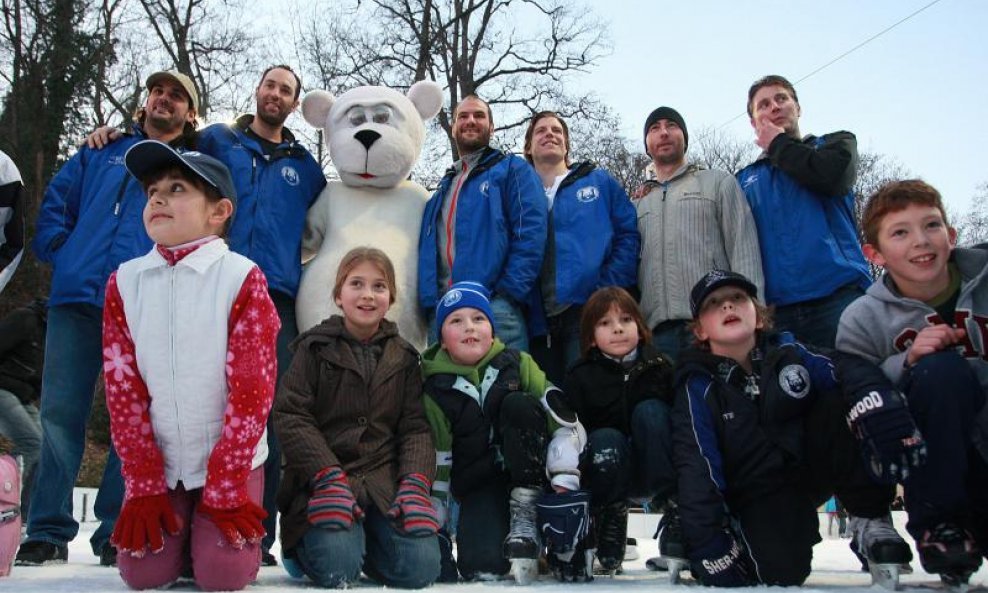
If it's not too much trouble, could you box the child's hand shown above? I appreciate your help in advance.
[907,325,966,367]
[307,466,363,531]
[197,500,267,549]
[111,493,181,557]
[387,473,440,536]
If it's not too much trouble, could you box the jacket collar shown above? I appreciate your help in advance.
[133,238,230,275]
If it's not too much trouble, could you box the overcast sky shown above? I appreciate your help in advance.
[583,0,985,215]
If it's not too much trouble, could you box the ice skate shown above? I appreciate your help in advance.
[592,500,627,576]
[917,522,983,592]
[848,513,914,590]
[655,502,688,583]
[504,486,540,585]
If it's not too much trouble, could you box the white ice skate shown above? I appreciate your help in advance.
[849,513,914,591]
[505,487,540,585]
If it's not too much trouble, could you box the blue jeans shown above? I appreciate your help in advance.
[427,294,529,352]
[25,303,122,554]
[261,290,298,552]
[582,399,675,505]
[772,283,864,349]
[0,388,40,514]
[295,505,440,588]
[529,305,582,386]
[651,320,692,364]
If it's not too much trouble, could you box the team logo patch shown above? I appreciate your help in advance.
[441,290,463,307]
[576,186,600,202]
[109,156,126,166]
[282,165,300,186]
[779,364,810,398]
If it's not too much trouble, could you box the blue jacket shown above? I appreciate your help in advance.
[736,132,869,306]
[529,162,639,335]
[418,147,546,309]
[32,125,170,307]
[198,116,326,297]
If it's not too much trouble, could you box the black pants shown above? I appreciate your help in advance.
[453,392,548,579]
[899,351,988,545]
[734,387,895,586]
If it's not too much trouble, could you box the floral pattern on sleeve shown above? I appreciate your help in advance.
[103,271,169,501]
[202,266,281,509]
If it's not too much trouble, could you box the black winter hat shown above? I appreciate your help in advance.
[643,106,688,153]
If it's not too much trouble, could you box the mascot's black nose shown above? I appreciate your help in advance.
[355,130,381,150]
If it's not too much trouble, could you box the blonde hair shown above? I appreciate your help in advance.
[332,247,397,304]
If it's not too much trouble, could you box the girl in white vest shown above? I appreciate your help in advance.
[101,140,280,591]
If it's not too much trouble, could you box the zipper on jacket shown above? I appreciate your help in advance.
[251,156,257,184]
[112,176,130,216]
[169,268,184,477]
[444,161,469,285]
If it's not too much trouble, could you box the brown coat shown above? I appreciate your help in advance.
[273,316,435,552]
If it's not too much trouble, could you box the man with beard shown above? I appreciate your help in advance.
[84,65,325,566]
[197,64,325,566]
[418,95,546,350]
[737,75,868,349]
[636,106,763,362]
[17,71,199,567]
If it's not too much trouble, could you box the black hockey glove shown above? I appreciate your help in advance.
[537,490,594,581]
[846,388,927,483]
[689,530,754,588]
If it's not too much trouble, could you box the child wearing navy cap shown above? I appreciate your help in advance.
[102,139,279,591]
[671,270,925,588]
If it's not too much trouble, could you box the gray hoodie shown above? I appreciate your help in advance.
[837,247,988,460]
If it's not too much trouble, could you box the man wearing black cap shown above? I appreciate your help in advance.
[636,106,764,363]
[17,70,199,567]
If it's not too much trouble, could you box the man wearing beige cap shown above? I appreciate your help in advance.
[14,70,199,568]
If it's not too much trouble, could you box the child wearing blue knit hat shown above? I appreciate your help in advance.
[421,280,590,583]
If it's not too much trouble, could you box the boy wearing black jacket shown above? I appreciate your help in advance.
[672,271,925,588]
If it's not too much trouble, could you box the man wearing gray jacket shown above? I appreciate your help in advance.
[636,107,764,362]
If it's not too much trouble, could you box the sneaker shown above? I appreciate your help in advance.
[917,522,983,578]
[624,537,639,561]
[504,487,539,560]
[848,513,913,566]
[15,541,68,566]
[261,550,278,567]
[99,543,117,567]
[593,500,627,572]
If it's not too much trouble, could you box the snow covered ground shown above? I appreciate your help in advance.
[3,507,985,592]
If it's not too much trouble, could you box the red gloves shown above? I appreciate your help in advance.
[197,500,267,549]
[112,493,181,557]
[387,473,440,536]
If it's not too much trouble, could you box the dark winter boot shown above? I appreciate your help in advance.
[917,522,983,586]
[593,500,628,573]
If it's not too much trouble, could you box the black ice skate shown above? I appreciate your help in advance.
[917,522,983,591]
[650,501,688,583]
[592,500,627,576]
[848,513,914,590]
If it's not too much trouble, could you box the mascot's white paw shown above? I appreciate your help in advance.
[295,81,443,350]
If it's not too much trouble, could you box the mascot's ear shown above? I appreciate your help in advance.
[301,90,336,129]
[407,81,444,122]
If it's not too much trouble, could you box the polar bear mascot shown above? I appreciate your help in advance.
[295,81,444,350]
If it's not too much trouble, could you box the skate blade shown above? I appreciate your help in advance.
[511,558,538,585]
[645,556,668,571]
[870,562,902,591]
[666,558,688,584]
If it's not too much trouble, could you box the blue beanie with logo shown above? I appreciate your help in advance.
[435,281,496,339]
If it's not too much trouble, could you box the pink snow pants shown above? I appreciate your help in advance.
[118,468,264,591]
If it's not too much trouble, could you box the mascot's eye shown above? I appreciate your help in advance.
[371,105,392,124]
[347,108,367,126]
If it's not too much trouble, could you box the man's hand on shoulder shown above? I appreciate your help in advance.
[907,324,966,367]
[754,115,785,151]
[86,126,122,150]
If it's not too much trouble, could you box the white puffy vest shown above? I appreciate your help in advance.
[115,240,268,490]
